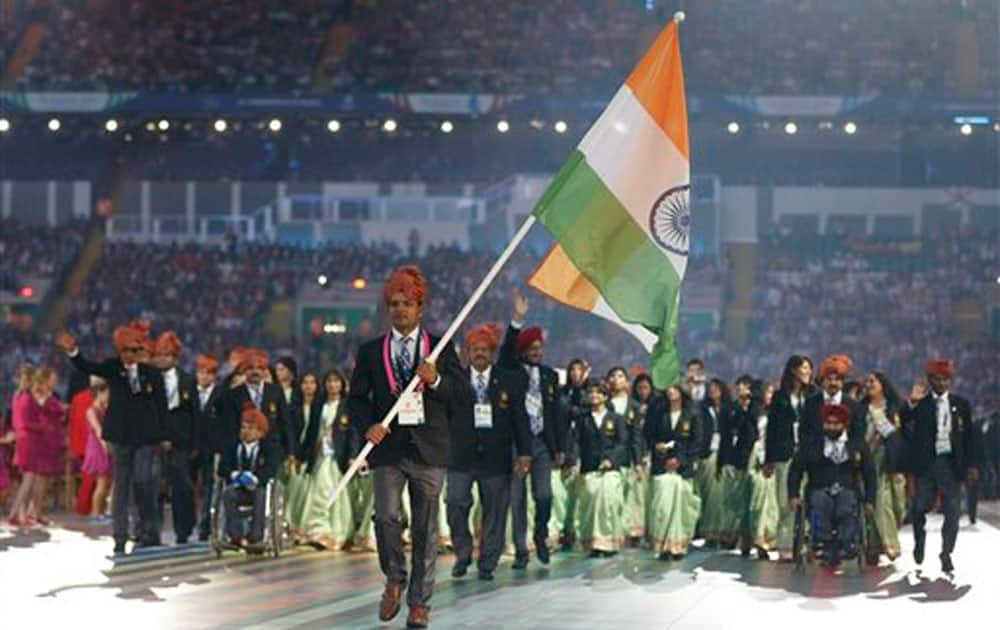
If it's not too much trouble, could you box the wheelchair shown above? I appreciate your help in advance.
[792,481,867,573]
[209,478,289,558]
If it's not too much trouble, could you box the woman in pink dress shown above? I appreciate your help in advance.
[7,364,38,526]
[0,408,15,508]
[22,368,66,526]
[81,380,112,520]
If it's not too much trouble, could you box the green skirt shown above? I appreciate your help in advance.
[622,467,649,539]
[890,472,907,528]
[301,456,354,547]
[349,473,376,548]
[772,460,800,557]
[284,465,312,534]
[577,470,625,552]
[694,453,724,542]
[864,444,901,559]
[748,463,779,550]
[550,469,570,540]
[718,465,750,545]
[648,473,701,555]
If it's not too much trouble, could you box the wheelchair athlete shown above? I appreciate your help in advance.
[788,403,876,567]
[219,404,279,546]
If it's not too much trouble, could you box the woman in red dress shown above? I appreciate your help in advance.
[7,364,37,526]
[21,368,67,526]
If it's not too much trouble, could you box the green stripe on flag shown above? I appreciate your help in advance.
[532,150,683,387]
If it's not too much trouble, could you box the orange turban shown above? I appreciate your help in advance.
[155,331,183,357]
[240,403,270,436]
[112,319,150,353]
[196,353,219,373]
[925,359,954,378]
[465,323,502,349]
[818,354,853,380]
[240,348,270,370]
[383,265,427,306]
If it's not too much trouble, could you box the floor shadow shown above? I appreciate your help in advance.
[0,528,53,551]
[868,574,972,603]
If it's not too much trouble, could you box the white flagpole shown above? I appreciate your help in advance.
[328,215,537,506]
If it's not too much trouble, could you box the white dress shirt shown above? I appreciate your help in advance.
[164,367,180,410]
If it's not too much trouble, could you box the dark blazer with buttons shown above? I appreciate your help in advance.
[218,438,279,486]
[163,368,199,451]
[644,397,703,478]
[799,391,864,445]
[448,365,531,476]
[69,352,167,446]
[348,330,463,469]
[718,402,758,470]
[575,409,629,474]
[765,388,815,464]
[299,396,357,474]
[222,382,293,458]
[194,382,226,455]
[498,324,566,457]
[900,392,977,478]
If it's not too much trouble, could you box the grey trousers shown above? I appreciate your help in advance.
[373,458,446,608]
[510,436,553,557]
[110,443,162,545]
[447,469,510,573]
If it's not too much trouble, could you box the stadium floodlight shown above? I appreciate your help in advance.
[352,277,368,290]
[844,121,858,135]
[727,121,740,134]
[497,120,510,133]
[382,119,398,133]
[440,120,454,134]
[317,273,329,287]
[105,119,119,133]
[214,119,228,133]
[157,119,170,132]
[48,118,61,132]
[994,122,1000,133]
[0,118,10,133]
[327,119,341,133]
[268,118,283,132]
[554,120,568,134]
[784,122,798,135]
[959,123,972,136]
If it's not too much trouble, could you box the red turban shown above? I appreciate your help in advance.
[818,354,853,380]
[112,319,150,353]
[383,265,427,306]
[155,331,183,357]
[515,326,545,356]
[821,404,850,427]
[240,403,270,436]
[925,359,954,378]
[465,323,502,350]
[196,353,219,373]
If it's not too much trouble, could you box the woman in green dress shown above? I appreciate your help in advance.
[645,384,702,560]
[286,371,321,541]
[301,369,355,550]
[860,371,903,565]
[748,382,779,559]
[575,378,629,556]
[696,378,731,546]
[632,373,658,539]
[717,375,757,552]
[607,366,646,544]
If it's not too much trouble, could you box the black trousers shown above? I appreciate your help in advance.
[447,469,511,573]
[373,458,446,608]
[162,448,196,541]
[110,444,162,546]
[809,486,859,549]
[510,436,553,558]
[222,485,266,541]
[911,455,961,555]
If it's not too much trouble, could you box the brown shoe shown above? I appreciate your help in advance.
[406,605,430,628]
[378,583,404,622]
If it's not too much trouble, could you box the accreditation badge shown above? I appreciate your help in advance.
[474,403,493,429]
[398,391,426,426]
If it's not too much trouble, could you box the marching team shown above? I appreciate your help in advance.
[6,263,976,629]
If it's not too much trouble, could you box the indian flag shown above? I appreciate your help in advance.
[527,16,690,388]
